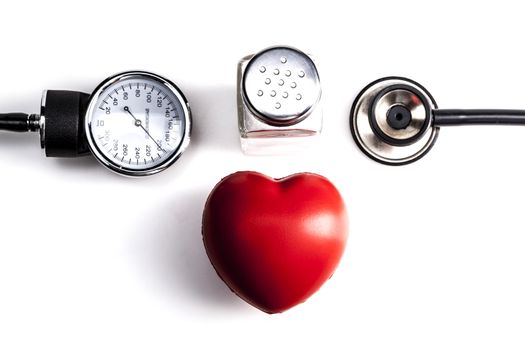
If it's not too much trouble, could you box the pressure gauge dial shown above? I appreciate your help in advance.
[85,71,191,176]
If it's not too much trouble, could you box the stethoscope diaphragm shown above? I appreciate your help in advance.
[350,76,525,165]
[350,77,439,165]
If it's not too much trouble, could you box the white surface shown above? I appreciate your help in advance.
[1,1,525,349]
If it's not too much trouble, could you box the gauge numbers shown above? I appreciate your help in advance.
[85,72,191,176]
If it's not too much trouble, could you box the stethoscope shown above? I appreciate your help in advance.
[350,76,525,165]
[0,71,192,177]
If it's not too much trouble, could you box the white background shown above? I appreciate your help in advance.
[0,1,524,349]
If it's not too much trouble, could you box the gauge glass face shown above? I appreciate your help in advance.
[86,74,187,173]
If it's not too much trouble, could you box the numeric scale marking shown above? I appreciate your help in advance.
[89,77,186,172]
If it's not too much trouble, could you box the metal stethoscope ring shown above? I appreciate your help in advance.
[350,77,438,165]
[350,76,525,165]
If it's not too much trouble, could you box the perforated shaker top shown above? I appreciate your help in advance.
[243,47,321,125]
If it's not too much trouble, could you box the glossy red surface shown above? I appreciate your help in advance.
[202,171,348,314]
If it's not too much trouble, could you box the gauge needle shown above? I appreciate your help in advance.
[123,106,166,152]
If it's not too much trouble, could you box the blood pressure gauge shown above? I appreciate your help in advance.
[85,72,191,176]
[0,71,191,176]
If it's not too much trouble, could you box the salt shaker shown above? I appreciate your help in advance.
[237,46,322,155]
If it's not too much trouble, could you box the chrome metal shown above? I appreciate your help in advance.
[84,71,192,177]
[39,90,47,149]
[373,90,427,140]
[242,46,321,126]
[27,114,40,132]
[350,77,439,165]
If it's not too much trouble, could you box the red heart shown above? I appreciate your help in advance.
[202,171,348,313]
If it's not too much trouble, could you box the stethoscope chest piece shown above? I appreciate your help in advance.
[350,77,439,165]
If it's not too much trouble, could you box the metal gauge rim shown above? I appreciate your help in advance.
[242,46,321,126]
[84,71,191,177]
[350,76,439,166]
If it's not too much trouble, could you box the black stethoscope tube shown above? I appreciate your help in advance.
[433,109,525,126]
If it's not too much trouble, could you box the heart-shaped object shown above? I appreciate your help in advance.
[202,171,348,313]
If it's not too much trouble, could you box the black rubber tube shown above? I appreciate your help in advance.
[434,109,525,126]
[0,113,30,132]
